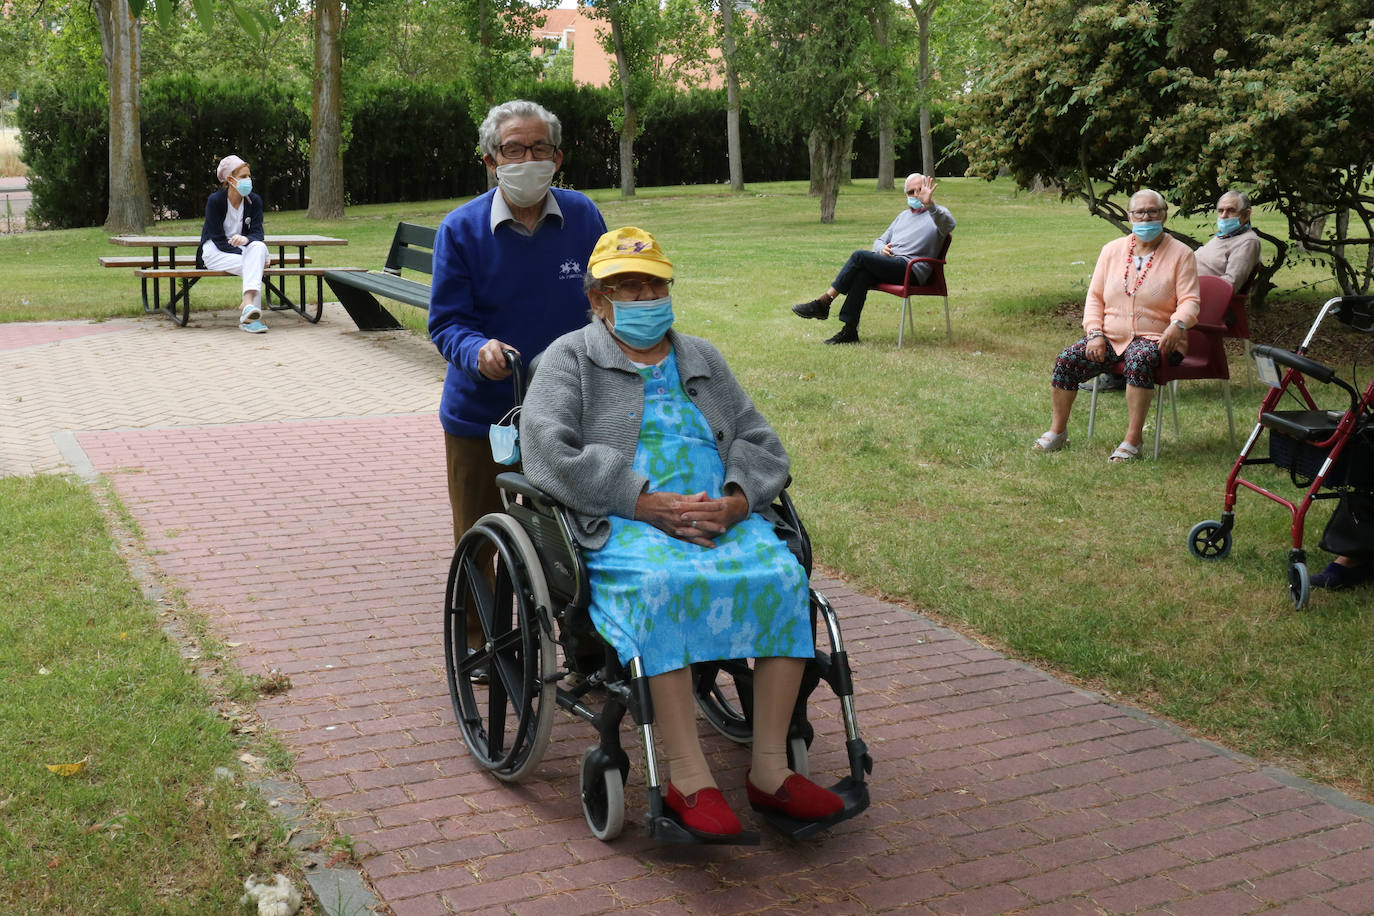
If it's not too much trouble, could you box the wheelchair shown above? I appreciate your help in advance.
[441,356,872,844]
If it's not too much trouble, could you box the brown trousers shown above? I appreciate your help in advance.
[445,433,505,644]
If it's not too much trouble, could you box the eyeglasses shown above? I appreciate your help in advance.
[497,141,559,161]
[1216,205,1247,217]
[1129,208,1165,219]
[599,277,673,299]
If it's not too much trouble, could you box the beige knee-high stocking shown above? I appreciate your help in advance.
[648,667,715,796]
[750,656,805,794]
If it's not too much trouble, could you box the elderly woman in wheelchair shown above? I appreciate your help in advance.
[443,226,869,844]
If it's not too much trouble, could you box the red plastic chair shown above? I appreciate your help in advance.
[1086,275,1235,458]
[873,234,952,348]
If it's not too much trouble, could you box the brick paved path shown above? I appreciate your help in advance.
[6,315,1374,914]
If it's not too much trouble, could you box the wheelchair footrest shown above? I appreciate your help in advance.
[752,775,870,841]
[647,813,761,845]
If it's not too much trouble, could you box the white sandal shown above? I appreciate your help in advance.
[1032,430,1068,452]
[1109,441,1140,462]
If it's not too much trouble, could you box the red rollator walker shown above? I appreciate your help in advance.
[1188,294,1374,609]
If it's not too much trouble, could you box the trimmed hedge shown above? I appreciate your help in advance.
[17,76,967,229]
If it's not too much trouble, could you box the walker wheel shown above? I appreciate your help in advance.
[1187,520,1232,560]
[580,747,626,841]
[1289,561,1311,610]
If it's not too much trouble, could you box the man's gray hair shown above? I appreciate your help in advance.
[1131,188,1167,214]
[1219,190,1251,210]
[479,100,562,159]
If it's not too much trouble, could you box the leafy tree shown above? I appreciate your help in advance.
[957,0,1374,298]
[342,0,477,83]
[743,0,883,222]
[582,0,662,197]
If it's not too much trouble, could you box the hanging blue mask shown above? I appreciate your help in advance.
[236,178,253,197]
[609,296,674,349]
[1132,221,1163,243]
[1216,217,1241,237]
[907,197,925,212]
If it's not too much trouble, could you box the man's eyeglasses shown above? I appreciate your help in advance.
[1129,208,1165,219]
[600,277,673,299]
[497,141,559,161]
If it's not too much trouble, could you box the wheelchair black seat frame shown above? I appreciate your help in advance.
[1188,294,1374,609]
[441,351,872,843]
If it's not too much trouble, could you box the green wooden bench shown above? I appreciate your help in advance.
[323,222,436,331]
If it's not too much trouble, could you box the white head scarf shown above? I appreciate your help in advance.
[216,155,246,183]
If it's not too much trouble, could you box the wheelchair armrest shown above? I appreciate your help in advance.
[495,471,560,510]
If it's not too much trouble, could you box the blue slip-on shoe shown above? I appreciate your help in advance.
[239,319,268,334]
[1311,561,1369,590]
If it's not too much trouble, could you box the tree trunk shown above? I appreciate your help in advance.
[94,0,151,234]
[720,0,743,192]
[807,130,822,196]
[610,15,636,197]
[913,0,938,176]
[308,0,345,219]
[873,7,894,190]
[877,112,895,191]
[817,132,846,224]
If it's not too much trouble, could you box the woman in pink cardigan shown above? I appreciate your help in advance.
[1033,189,1201,461]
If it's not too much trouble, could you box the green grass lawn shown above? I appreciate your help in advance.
[0,477,305,914]
[2,178,1371,908]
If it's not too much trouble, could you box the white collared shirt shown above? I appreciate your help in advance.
[489,191,564,237]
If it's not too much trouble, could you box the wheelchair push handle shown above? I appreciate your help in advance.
[503,348,528,406]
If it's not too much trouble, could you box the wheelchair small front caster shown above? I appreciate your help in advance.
[580,747,626,841]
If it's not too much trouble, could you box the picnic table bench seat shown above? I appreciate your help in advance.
[323,222,436,331]
[98,253,312,269]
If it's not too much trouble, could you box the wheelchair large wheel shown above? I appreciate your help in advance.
[692,660,753,744]
[444,513,556,782]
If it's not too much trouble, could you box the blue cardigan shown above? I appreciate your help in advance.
[428,187,607,438]
[196,189,265,268]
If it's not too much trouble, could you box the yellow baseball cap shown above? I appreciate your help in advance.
[587,226,674,280]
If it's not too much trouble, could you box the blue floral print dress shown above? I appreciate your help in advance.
[584,351,812,678]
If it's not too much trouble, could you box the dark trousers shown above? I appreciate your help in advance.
[832,250,916,327]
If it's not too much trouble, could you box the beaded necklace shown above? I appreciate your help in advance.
[1122,235,1157,297]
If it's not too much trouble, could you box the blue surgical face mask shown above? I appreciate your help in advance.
[1132,221,1163,243]
[1216,216,1241,236]
[607,295,674,350]
[236,177,253,197]
[907,197,925,211]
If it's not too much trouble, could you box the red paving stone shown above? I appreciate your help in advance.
[68,411,1374,914]
[0,319,127,351]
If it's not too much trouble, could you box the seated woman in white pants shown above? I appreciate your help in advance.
[198,154,270,333]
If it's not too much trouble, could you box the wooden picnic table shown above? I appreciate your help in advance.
[105,234,350,326]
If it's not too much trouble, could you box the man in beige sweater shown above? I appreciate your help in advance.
[1195,190,1261,290]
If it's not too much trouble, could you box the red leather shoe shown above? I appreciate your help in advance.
[665,783,742,837]
[746,772,844,820]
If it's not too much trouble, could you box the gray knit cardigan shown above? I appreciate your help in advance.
[519,319,795,551]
